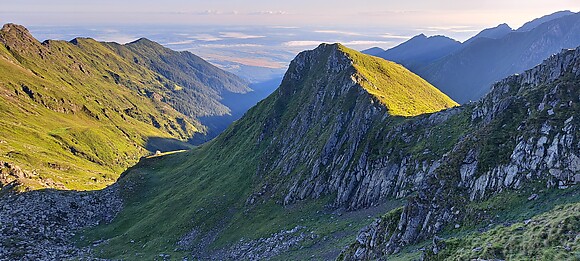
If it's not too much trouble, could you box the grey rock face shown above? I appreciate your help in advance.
[0,186,121,260]
[340,47,580,259]
[0,161,65,189]
[251,44,460,211]
[207,226,317,260]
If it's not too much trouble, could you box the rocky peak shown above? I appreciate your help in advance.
[496,23,512,30]
[69,37,98,46]
[128,37,158,46]
[0,23,40,47]
[0,23,48,58]
[414,33,427,39]
[463,23,513,45]
[242,44,458,209]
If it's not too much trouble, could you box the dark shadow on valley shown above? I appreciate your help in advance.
[143,76,282,151]
[145,137,194,152]
[188,76,282,145]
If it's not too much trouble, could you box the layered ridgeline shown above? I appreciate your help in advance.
[364,34,461,72]
[420,11,580,103]
[1,44,577,260]
[0,23,248,190]
[366,10,580,104]
[69,43,457,259]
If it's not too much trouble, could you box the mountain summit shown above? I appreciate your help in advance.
[64,43,457,259]
[334,43,458,116]
[463,23,513,45]
[373,34,462,71]
[516,10,575,32]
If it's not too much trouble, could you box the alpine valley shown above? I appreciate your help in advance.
[0,10,578,261]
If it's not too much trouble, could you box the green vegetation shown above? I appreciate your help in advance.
[82,119,402,259]
[0,23,247,190]
[339,44,458,116]
[425,187,580,261]
[79,43,458,259]
[361,186,580,261]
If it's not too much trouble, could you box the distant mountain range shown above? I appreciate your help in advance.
[516,10,575,32]
[364,10,580,103]
[463,23,512,45]
[363,34,461,72]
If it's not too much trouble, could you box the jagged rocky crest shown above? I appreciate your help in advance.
[1,42,577,260]
[243,43,458,210]
[339,48,579,259]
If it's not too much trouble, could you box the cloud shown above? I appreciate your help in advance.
[198,43,264,48]
[421,26,480,33]
[379,33,413,39]
[188,34,222,41]
[219,32,265,39]
[282,41,323,47]
[248,11,286,15]
[93,34,139,44]
[193,10,223,15]
[269,26,300,29]
[342,40,394,46]
[313,30,362,36]
[164,40,195,45]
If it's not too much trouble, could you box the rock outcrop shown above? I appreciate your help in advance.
[206,226,318,260]
[0,186,121,260]
[246,43,458,211]
[340,48,579,259]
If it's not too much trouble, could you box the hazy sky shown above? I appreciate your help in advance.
[2,0,578,29]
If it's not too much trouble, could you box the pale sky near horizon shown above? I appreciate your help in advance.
[1,0,579,30]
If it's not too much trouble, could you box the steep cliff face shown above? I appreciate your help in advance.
[72,43,458,259]
[247,43,457,210]
[340,48,579,259]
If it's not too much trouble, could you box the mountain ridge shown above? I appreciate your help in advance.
[365,11,580,104]
[418,12,580,103]
[516,10,575,32]
[80,43,578,260]
[0,23,248,190]
[463,23,512,45]
[59,43,461,259]
[341,45,580,260]
[0,25,577,261]
[373,34,461,72]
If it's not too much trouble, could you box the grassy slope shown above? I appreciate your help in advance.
[0,25,201,190]
[81,133,403,259]
[81,44,460,259]
[107,38,250,118]
[339,44,458,116]
[423,186,580,261]
[80,45,578,261]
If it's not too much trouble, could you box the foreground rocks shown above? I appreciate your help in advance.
[208,226,318,260]
[340,48,580,259]
[0,186,121,260]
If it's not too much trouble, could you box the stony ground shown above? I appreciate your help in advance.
[0,186,121,260]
